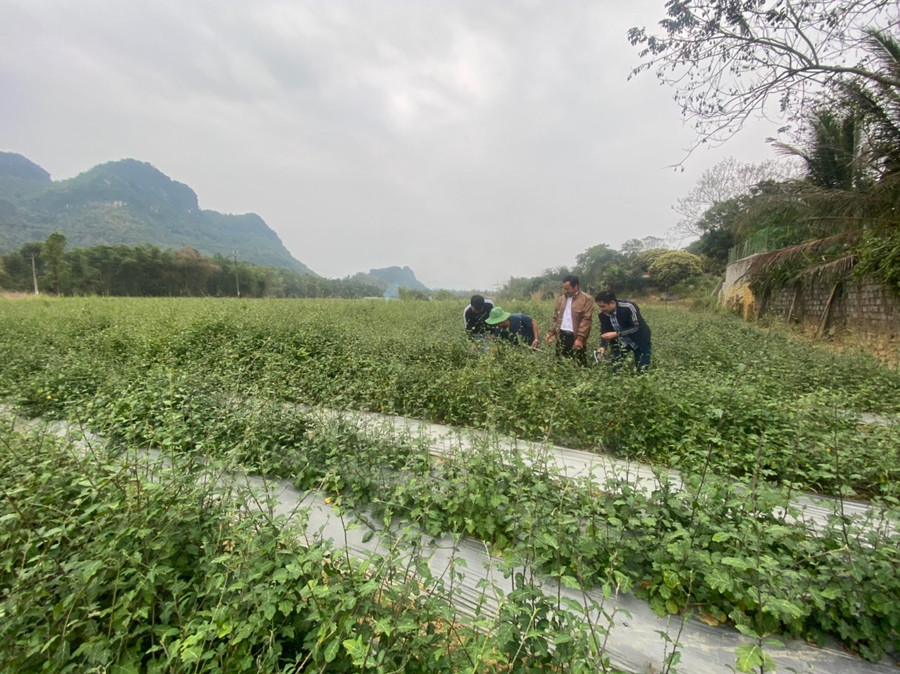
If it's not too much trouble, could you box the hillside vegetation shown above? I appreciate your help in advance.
[0,152,315,274]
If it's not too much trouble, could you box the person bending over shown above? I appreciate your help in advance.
[485,307,539,349]
[464,294,495,344]
[595,290,652,373]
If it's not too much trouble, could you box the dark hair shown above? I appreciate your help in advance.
[594,290,617,303]
[470,294,486,310]
[562,274,579,287]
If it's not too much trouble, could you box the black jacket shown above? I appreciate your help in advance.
[464,299,495,336]
[598,300,651,349]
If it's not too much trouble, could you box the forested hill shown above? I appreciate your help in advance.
[0,152,317,275]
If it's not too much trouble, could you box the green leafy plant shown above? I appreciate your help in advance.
[0,296,897,665]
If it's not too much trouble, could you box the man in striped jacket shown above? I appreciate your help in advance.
[594,290,652,373]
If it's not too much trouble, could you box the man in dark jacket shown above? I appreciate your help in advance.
[594,290,652,372]
[464,294,495,342]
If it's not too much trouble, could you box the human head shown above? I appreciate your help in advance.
[561,274,580,298]
[594,290,617,314]
[470,294,487,314]
[485,306,511,327]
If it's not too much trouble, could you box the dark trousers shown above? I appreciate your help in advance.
[556,331,587,365]
[609,342,652,373]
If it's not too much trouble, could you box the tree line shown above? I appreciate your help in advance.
[0,237,385,299]
[497,237,706,301]
[0,232,711,302]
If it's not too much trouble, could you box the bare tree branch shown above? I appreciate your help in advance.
[673,156,800,236]
[629,0,900,156]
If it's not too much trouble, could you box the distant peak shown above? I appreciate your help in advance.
[79,158,199,212]
[363,266,429,292]
[0,151,51,181]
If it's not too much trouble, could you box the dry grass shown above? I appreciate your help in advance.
[765,318,899,369]
[0,291,42,300]
[655,292,899,369]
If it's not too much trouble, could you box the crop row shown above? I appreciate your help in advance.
[1,297,897,499]
[4,413,626,673]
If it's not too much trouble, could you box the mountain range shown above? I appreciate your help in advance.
[0,151,429,291]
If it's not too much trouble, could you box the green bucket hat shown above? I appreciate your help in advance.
[485,306,511,325]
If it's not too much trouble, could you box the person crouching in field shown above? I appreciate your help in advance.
[484,307,540,349]
[464,294,495,351]
[594,290,652,373]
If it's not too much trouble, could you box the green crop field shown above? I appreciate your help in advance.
[0,296,898,672]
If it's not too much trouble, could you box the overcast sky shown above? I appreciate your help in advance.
[2,0,783,290]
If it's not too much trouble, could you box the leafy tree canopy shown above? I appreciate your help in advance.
[574,244,623,290]
[648,250,704,289]
[633,248,671,273]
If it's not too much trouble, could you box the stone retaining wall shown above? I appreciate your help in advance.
[719,260,899,337]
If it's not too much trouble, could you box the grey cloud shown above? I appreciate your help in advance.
[1,0,781,290]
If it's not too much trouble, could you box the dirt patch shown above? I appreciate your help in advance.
[0,292,42,300]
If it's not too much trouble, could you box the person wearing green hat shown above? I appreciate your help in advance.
[485,307,540,349]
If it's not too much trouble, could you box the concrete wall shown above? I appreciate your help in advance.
[719,259,900,337]
[719,255,759,320]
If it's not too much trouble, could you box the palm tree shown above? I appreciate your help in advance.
[774,109,866,190]
[741,29,900,300]
[844,31,900,180]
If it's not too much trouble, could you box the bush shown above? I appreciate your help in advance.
[648,251,704,290]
